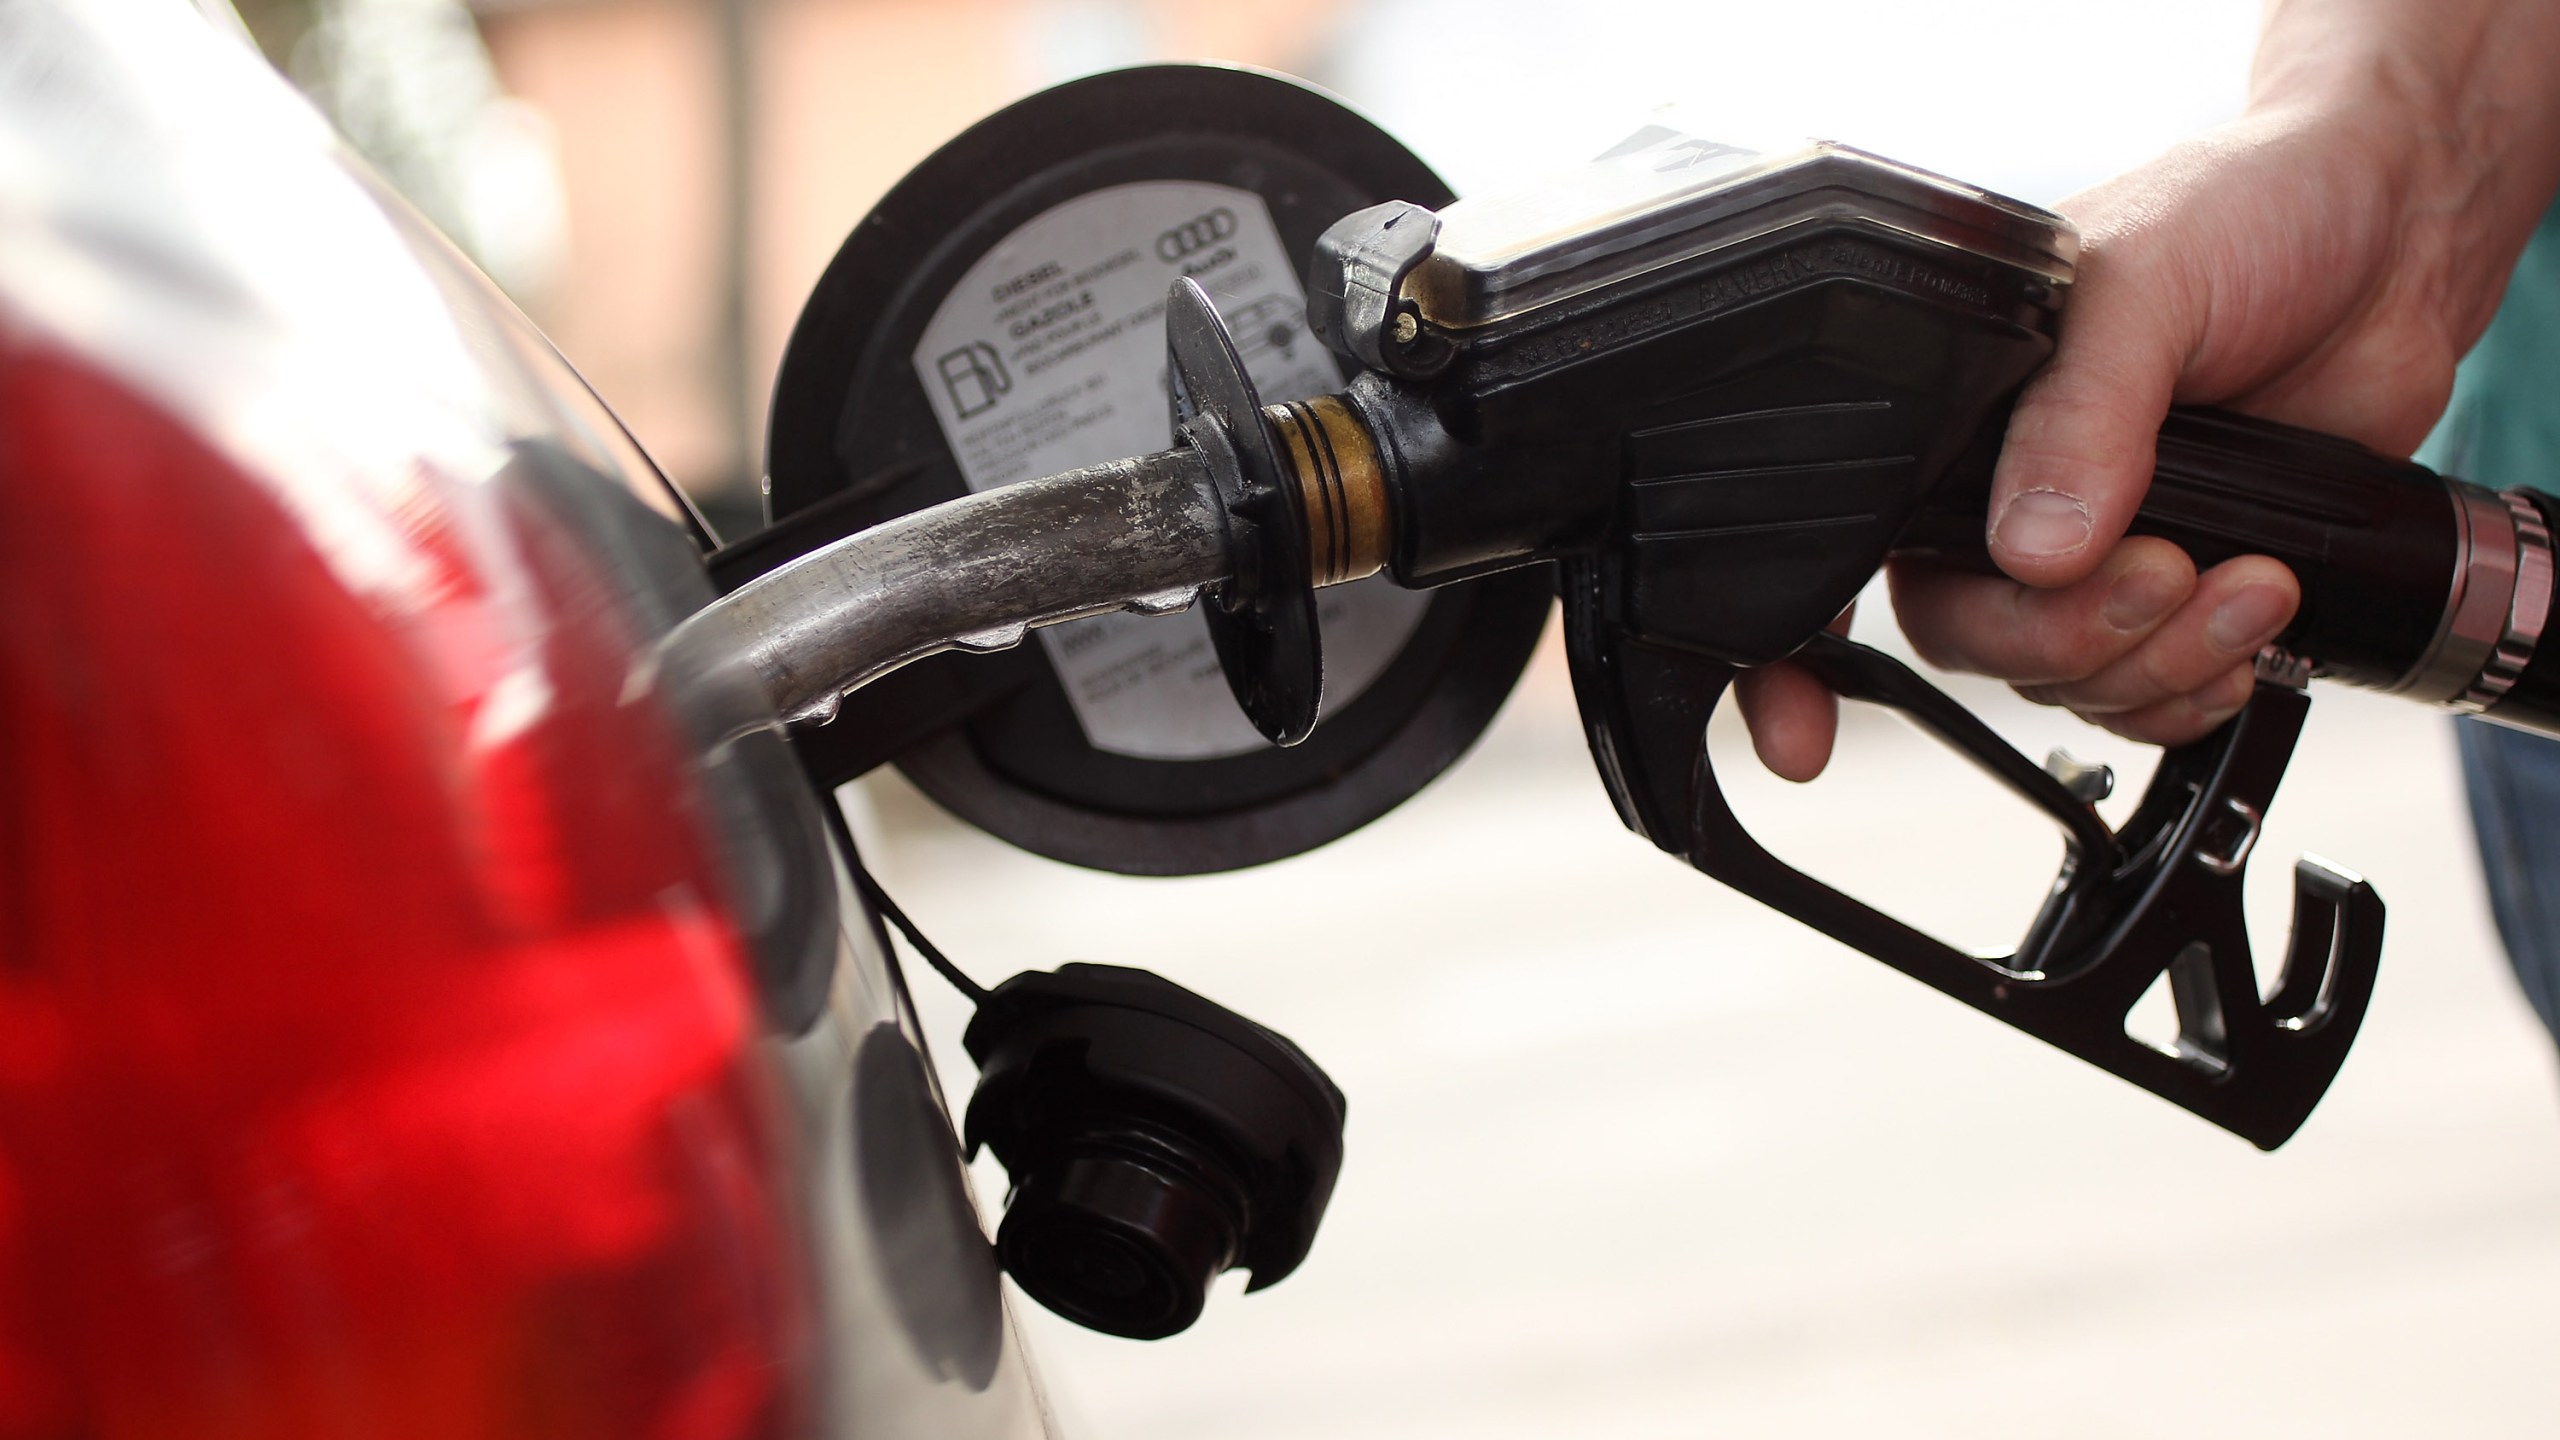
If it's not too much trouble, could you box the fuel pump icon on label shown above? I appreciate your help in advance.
[934,342,1009,419]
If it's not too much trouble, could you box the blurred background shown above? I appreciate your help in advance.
[234,1,2560,1434]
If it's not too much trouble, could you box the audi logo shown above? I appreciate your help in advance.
[1155,208,1238,262]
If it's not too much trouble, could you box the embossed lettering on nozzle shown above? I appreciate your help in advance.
[654,447,1230,739]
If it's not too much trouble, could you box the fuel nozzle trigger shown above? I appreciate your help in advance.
[1569,609,2383,1150]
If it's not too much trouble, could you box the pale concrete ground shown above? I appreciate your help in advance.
[851,611,2560,1439]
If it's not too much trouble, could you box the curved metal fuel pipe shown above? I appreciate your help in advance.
[655,447,1231,739]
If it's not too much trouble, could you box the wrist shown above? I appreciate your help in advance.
[2248,1,2560,339]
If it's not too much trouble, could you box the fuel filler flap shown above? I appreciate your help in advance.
[755,65,1551,874]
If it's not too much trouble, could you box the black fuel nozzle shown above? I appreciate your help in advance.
[1283,133,2421,1147]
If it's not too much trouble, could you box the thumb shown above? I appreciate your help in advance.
[1988,247,2191,588]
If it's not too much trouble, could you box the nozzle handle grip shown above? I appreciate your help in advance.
[2116,408,2456,689]
[1909,405,2560,722]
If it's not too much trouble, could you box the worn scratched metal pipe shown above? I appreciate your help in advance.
[658,447,1228,735]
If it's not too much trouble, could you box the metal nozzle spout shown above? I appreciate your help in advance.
[655,446,1229,738]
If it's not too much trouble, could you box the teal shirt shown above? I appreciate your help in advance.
[2420,199,2560,486]
[2430,197,2560,1047]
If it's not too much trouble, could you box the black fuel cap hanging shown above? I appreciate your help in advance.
[748,64,1551,875]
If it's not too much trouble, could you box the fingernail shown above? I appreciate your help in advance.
[1992,489,2092,561]
[2101,562,2185,632]
[2207,585,2291,654]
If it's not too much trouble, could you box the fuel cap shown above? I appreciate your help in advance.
[760,64,1550,875]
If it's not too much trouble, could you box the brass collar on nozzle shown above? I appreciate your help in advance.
[1265,395,1393,588]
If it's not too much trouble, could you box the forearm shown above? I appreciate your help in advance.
[2253,0,2560,342]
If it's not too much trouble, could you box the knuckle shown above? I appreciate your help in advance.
[2015,611,2118,688]
[2195,663,2258,716]
[1893,591,1985,674]
[1905,625,1972,675]
[2123,638,2193,705]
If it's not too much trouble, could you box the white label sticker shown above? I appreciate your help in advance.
[912,181,1428,761]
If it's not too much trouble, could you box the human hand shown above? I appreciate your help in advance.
[1740,1,2560,783]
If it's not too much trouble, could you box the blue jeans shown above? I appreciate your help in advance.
[2457,718,2560,1043]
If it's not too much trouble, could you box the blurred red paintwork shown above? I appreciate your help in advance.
[0,339,809,1439]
